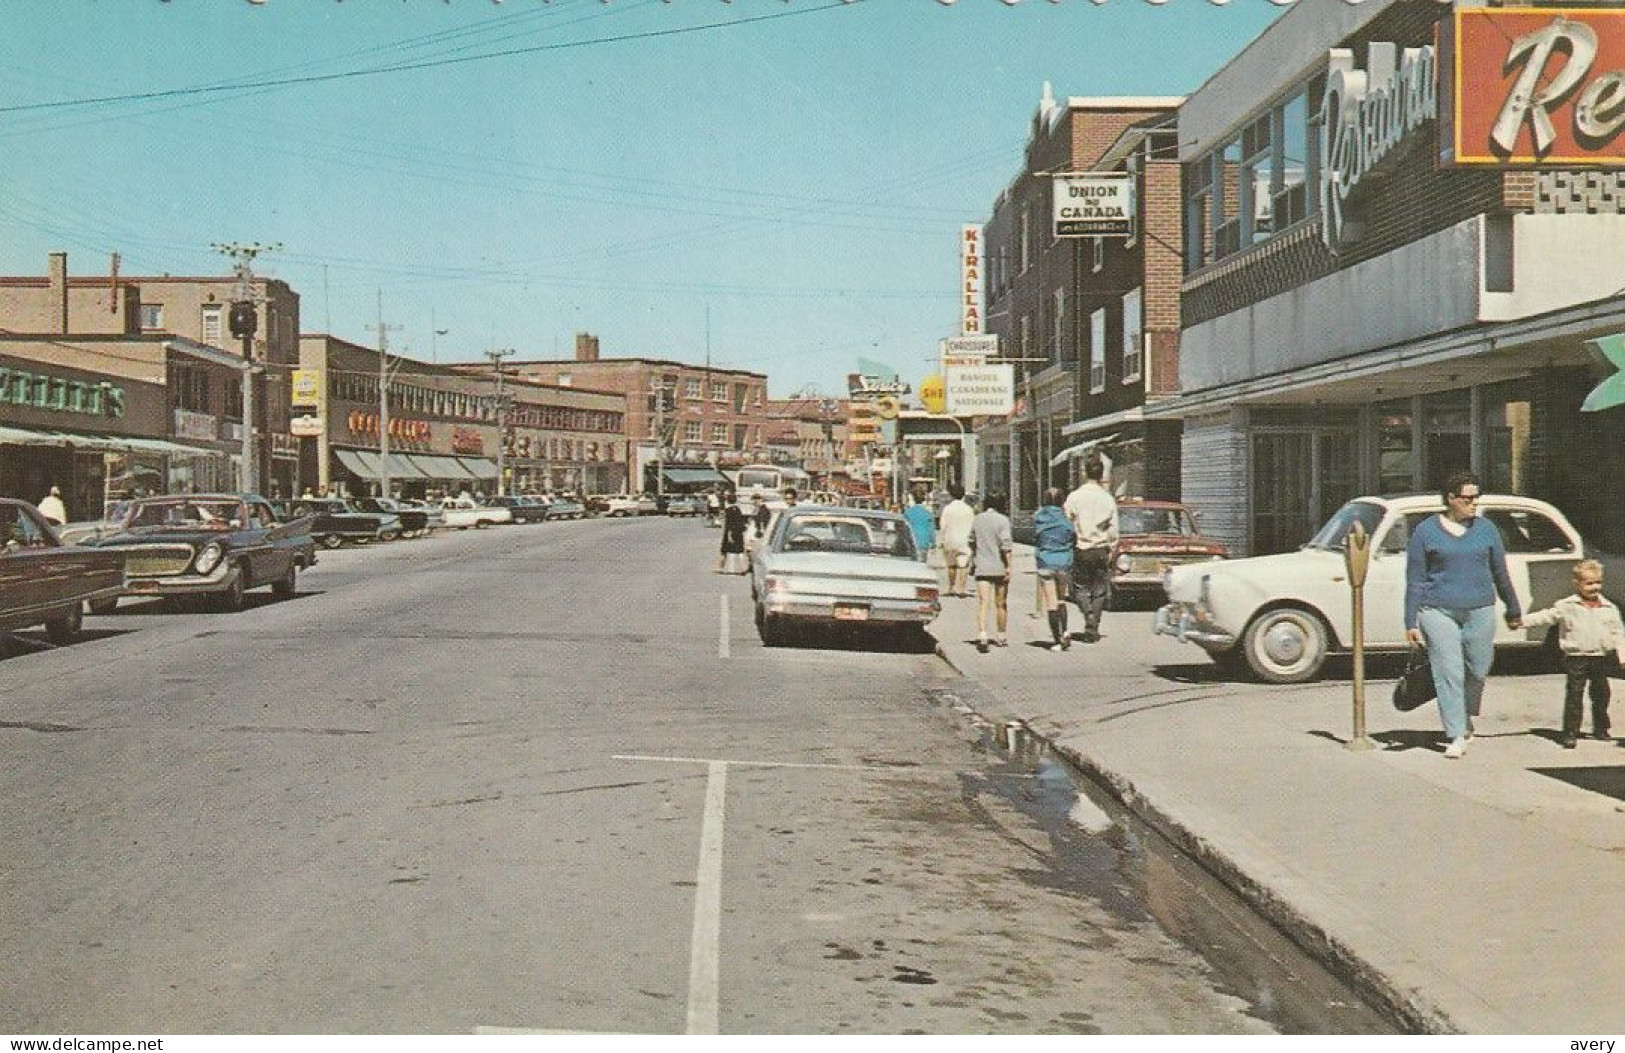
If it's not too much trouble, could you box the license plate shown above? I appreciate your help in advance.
[833,605,870,621]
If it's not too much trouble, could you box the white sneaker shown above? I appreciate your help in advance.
[1049,642,1065,652]
[1443,738,1468,759]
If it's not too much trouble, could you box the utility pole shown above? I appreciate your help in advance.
[367,290,402,499]
[212,241,280,495]
[651,376,670,501]
[485,348,515,495]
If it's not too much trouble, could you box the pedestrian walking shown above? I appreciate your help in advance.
[902,488,935,562]
[37,485,67,526]
[1034,487,1078,651]
[938,483,975,598]
[1521,559,1625,748]
[970,492,1013,654]
[1404,471,1522,759]
[706,488,722,527]
[718,492,748,573]
[1064,457,1117,642]
[751,494,771,538]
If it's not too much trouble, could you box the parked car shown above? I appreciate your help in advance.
[0,499,125,643]
[439,498,513,529]
[537,495,586,521]
[275,497,400,548]
[1155,493,1591,683]
[583,494,614,515]
[602,494,659,518]
[488,495,549,524]
[351,496,431,538]
[664,494,706,517]
[82,493,315,612]
[397,498,446,533]
[750,505,939,646]
[1095,499,1228,606]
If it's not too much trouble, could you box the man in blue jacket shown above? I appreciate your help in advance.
[1034,487,1078,651]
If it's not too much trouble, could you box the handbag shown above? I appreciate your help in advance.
[1393,647,1437,712]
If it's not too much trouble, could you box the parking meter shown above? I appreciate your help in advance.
[1344,522,1374,750]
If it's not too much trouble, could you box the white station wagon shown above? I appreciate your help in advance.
[1155,493,1591,683]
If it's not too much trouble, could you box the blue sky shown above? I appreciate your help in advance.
[1,0,1283,397]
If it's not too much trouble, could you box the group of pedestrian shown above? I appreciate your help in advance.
[1405,471,1625,758]
[715,488,800,574]
[916,457,1118,656]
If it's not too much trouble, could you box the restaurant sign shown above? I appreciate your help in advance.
[1442,8,1625,166]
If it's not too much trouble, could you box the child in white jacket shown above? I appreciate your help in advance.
[1522,559,1625,748]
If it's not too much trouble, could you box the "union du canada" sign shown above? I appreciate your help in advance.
[1441,7,1625,165]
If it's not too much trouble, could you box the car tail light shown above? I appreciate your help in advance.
[915,585,939,602]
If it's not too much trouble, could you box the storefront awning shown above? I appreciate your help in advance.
[334,449,381,479]
[407,454,477,481]
[456,457,499,481]
[1049,433,1120,467]
[0,426,221,458]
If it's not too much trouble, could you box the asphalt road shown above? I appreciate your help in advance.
[0,518,1278,1034]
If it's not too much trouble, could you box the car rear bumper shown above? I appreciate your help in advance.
[1153,602,1237,648]
[764,594,939,625]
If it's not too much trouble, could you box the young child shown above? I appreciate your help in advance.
[1521,559,1625,749]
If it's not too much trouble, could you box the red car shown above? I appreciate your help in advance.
[1105,499,1227,604]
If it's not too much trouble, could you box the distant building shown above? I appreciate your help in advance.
[479,332,770,493]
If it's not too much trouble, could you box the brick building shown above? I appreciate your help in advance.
[489,333,769,492]
[299,335,627,498]
[0,252,301,496]
[1147,0,1625,556]
[976,90,1186,525]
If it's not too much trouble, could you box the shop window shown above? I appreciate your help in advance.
[1278,89,1314,227]
[1241,114,1273,245]
[1121,290,1143,384]
[1376,400,1415,494]
[1478,381,1531,493]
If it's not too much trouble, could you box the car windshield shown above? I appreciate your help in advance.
[1305,500,1387,550]
[776,514,917,559]
[1119,507,1194,536]
[128,500,239,529]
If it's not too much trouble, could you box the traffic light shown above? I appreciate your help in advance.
[228,301,257,340]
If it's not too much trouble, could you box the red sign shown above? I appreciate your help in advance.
[1442,8,1625,165]
[452,426,484,455]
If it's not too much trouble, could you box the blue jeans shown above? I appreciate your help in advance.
[1416,605,1497,741]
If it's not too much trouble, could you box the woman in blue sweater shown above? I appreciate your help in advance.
[1404,472,1523,759]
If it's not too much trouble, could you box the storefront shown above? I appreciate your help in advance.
[1153,0,1625,555]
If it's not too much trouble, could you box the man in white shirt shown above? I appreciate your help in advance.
[937,483,976,598]
[1062,457,1117,642]
[37,485,67,526]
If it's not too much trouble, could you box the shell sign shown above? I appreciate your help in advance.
[1441,8,1625,165]
[919,374,947,415]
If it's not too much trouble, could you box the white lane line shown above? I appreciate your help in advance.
[718,594,730,660]
[687,760,728,1035]
[612,753,982,777]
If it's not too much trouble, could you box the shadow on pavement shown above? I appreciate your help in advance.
[765,624,936,655]
[1,627,138,660]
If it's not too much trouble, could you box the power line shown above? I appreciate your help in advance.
[0,2,863,116]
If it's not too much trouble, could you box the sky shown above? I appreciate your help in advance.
[1,0,1285,398]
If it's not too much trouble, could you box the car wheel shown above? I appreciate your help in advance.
[379,530,401,543]
[1241,607,1330,683]
[271,563,297,600]
[320,533,343,550]
[87,596,118,616]
[45,603,83,645]
[216,571,247,612]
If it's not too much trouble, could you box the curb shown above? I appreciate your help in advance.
[931,638,1455,1034]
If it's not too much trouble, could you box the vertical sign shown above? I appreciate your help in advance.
[961,224,983,336]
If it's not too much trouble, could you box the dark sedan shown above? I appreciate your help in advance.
[84,494,315,612]
[350,496,431,538]
[0,499,124,643]
[275,498,399,548]
[489,495,550,524]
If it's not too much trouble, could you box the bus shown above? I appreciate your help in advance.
[724,464,810,509]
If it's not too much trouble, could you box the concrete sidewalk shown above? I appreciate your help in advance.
[931,544,1625,1034]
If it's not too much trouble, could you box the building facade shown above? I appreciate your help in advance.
[497,333,770,491]
[0,252,301,497]
[976,91,1186,525]
[298,335,628,498]
[1152,0,1625,556]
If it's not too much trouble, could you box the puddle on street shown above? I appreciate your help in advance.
[926,687,1400,1035]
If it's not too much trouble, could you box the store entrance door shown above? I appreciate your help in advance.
[1250,428,1360,555]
